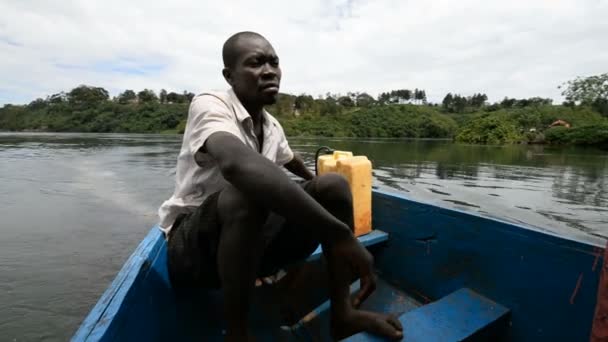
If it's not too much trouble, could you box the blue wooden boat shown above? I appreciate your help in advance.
[73,189,605,341]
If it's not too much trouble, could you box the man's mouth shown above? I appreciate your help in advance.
[260,83,279,92]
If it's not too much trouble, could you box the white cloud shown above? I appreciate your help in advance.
[1,0,607,105]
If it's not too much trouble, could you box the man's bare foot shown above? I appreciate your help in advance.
[331,310,403,340]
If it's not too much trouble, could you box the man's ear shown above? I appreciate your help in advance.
[222,68,233,86]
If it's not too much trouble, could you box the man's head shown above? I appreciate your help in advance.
[222,32,281,107]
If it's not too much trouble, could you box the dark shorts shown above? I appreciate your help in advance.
[167,182,319,290]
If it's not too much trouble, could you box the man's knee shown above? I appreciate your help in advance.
[313,173,352,205]
[217,185,267,227]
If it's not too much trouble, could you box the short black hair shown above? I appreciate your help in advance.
[222,31,266,68]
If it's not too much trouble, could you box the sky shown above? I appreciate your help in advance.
[1,0,607,105]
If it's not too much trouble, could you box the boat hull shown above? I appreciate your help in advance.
[73,189,604,341]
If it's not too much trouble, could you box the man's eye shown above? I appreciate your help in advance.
[248,59,262,67]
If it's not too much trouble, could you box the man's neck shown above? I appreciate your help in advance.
[235,93,264,124]
[243,103,264,124]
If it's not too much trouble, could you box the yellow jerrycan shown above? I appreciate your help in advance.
[317,151,372,237]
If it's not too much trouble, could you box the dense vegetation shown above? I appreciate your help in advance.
[280,105,457,138]
[454,105,607,145]
[1,74,607,147]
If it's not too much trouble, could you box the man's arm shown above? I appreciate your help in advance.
[206,131,377,309]
[204,132,351,245]
[284,153,315,180]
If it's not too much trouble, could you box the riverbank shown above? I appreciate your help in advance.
[1,96,607,147]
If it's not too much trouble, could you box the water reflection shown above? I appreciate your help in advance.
[2,133,606,242]
[290,137,608,243]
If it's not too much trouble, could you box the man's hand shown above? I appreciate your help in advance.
[329,235,377,308]
[284,153,314,180]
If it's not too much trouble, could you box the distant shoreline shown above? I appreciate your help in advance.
[2,130,607,150]
[2,101,607,147]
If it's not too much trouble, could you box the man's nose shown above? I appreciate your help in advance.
[261,63,278,78]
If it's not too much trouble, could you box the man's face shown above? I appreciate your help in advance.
[224,36,282,106]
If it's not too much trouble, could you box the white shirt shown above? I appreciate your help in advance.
[158,89,294,235]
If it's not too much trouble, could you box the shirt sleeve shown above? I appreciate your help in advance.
[187,94,243,159]
[274,121,294,166]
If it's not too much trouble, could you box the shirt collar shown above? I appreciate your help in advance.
[228,88,272,129]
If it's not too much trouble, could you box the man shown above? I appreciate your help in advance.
[158,31,403,341]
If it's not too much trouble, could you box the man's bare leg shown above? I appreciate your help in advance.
[216,175,402,341]
[216,185,268,342]
[307,174,403,340]
[325,243,403,340]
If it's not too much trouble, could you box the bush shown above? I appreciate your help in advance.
[455,114,522,144]
[544,126,570,144]
[545,124,608,146]
[279,104,457,138]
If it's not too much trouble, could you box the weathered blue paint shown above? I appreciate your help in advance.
[371,189,603,341]
[290,280,361,341]
[72,228,171,341]
[73,190,604,341]
[306,229,389,262]
[292,277,423,341]
[72,228,389,341]
[346,288,510,341]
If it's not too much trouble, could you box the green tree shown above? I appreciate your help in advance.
[295,94,315,112]
[159,89,168,104]
[347,91,359,104]
[268,93,295,116]
[47,92,67,104]
[378,92,391,105]
[68,85,109,105]
[469,93,487,107]
[356,93,375,107]
[419,90,427,104]
[117,90,137,104]
[560,73,608,105]
[137,89,158,103]
[560,73,608,116]
[528,97,552,106]
[338,96,354,107]
[386,89,412,103]
[184,91,195,102]
[500,97,516,108]
[451,94,467,113]
[167,92,185,103]
[318,97,340,115]
[402,89,412,103]
[28,98,47,110]
[442,93,453,111]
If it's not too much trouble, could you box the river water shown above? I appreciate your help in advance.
[1,132,607,341]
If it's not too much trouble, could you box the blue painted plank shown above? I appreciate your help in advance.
[291,278,423,341]
[306,230,389,262]
[345,288,509,342]
[72,227,167,341]
[371,189,603,341]
[291,280,361,341]
[357,277,422,317]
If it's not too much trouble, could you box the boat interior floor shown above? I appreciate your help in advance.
[170,262,422,341]
[166,230,509,341]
